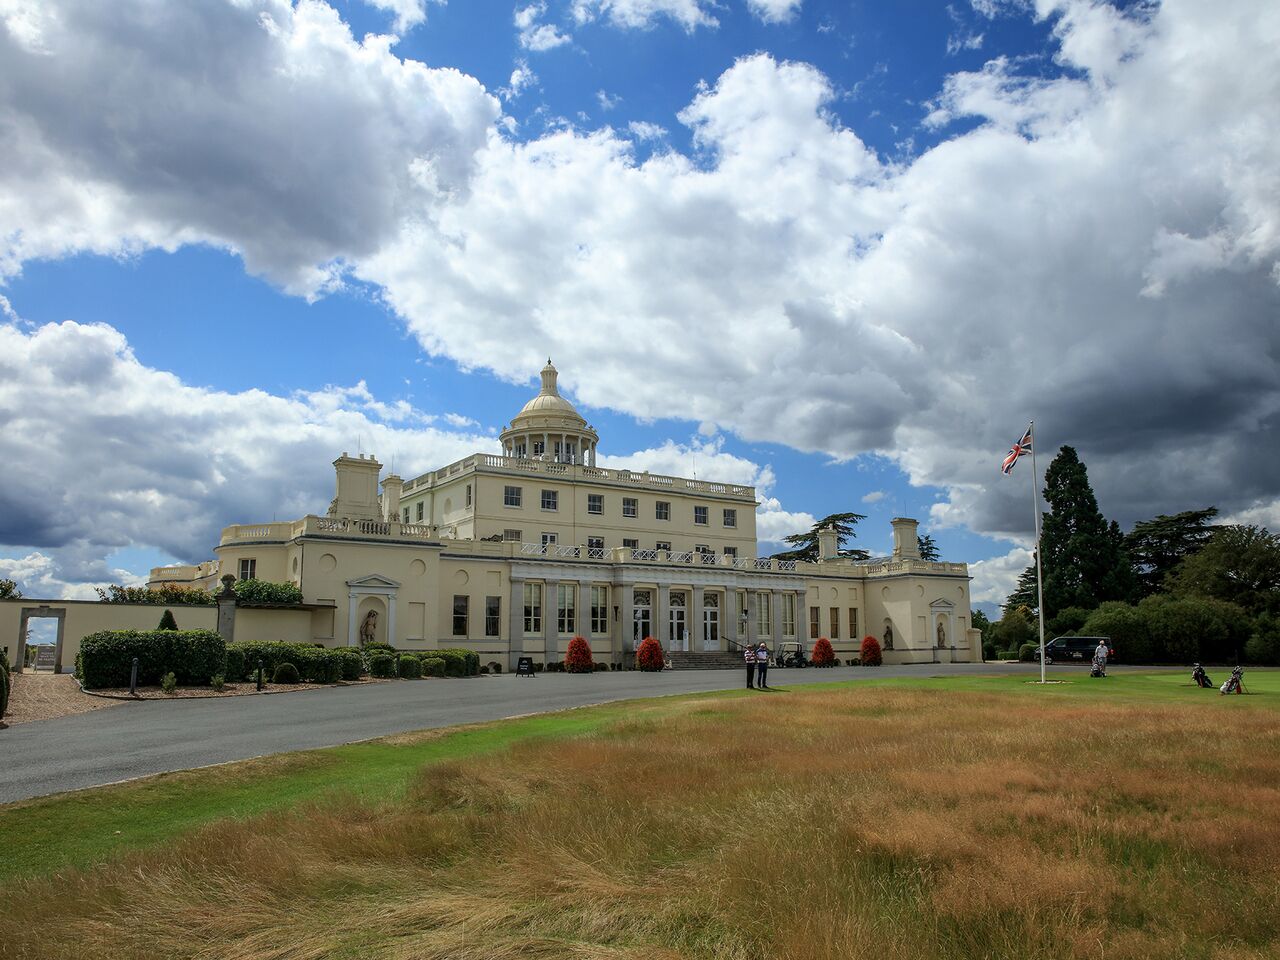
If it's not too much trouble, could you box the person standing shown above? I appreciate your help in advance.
[1092,638,1109,678]
[755,642,770,689]
[744,643,756,689]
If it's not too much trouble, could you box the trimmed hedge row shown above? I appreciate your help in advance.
[226,641,362,684]
[78,630,226,689]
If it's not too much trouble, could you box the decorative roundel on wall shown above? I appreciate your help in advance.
[453,569,469,586]
[881,586,890,599]
[917,586,925,597]
[957,586,964,596]
[292,557,298,573]
[319,553,337,572]
[410,558,427,577]
[828,587,838,601]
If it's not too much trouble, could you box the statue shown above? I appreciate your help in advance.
[359,610,378,645]
[883,624,893,650]
[937,620,946,648]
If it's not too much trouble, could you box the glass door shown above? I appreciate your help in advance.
[703,594,720,650]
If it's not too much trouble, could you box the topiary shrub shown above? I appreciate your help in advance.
[79,629,226,689]
[231,579,304,605]
[160,671,178,694]
[636,636,664,672]
[338,650,364,681]
[1018,642,1038,662]
[399,656,423,679]
[564,636,594,673]
[811,637,835,667]
[859,635,882,667]
[369,654,396,678]
[272,662,300,684]
[157,609,178,631]
[422,657,446,677]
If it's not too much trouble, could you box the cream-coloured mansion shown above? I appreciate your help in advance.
[149,362,981,667]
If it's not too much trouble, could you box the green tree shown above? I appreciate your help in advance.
[0,578,21,600]
[771,512,869,562]
[917,534,939,561]
[96,584,215,605]
[1168,524,1280,616]
[157,609,179,630]
[1138,594,1251,664]
[971,608,993,645]
[1003,565,1040,616]
[1082,601,1154,663]
[1047,606,1092,636]
[1125,508,1218,596]
[1245,613,1280,665]
[1038,446,1136,618]
[993,606,1036,652]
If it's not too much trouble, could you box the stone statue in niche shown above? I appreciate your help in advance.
[937,620,947,648]
[359,610,378,645]
[883,624,894,650]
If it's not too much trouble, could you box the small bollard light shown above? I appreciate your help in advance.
[257,659,264,691]
[129,657,139,696]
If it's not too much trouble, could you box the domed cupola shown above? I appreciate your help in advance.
[499,360,599,465]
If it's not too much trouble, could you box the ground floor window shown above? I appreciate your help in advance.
[524,583,542,634]
[485,596,500,637]
[829,607,840,640]
[558,583,575,634]
[757,592,771,637]
[452,595,469,637]
[809,605,820,639]
[591,585,608,634]
[782,594,796,637]
[850,608,858,640]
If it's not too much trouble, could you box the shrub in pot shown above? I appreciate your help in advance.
[811,637,835,667]
[636,636,665,672]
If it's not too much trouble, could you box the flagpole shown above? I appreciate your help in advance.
[1029,421,1047,684]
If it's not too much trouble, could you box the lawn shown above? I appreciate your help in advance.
[3,670,1279,959]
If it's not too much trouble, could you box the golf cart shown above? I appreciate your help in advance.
[774,641,808,668]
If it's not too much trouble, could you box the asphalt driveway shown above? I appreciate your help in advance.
[2,661,1068,805]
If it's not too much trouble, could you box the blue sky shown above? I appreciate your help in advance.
[1,0,1277,616]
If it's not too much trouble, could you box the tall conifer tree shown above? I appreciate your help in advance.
[1037,446,1135,617]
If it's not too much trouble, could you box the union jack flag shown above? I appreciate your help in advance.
[1001,424,1033,475]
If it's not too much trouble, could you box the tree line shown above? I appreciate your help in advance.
[982,445,1280,664]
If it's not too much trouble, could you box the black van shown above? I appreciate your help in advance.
[1036,636,1114,664]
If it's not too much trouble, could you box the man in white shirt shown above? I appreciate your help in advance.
[755,642,770,689]
[744,644,756,689]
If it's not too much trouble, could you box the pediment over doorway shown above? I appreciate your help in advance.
[347,573,401,589]
[929,597,956,611]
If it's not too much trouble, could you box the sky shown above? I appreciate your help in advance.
[0,0,1277,620]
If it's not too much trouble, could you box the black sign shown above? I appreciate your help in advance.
[516,656,535,677]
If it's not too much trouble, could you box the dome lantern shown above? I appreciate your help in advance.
[499,359,599,466]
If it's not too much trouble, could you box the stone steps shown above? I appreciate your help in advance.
[666,652,748,670]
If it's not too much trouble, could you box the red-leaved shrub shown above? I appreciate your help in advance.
[636,636,664,672]
[565,636,594,673]
[860,635,882,666]
[811,637,835,667]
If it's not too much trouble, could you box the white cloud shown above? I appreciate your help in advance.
[861,490,886,504]
[596,89,623,111]
[627,120,667,140]
[968,546,1032,606]
[0,320,495,593]
[515,2,571,49]
[746,0,802,25]
[501,60,538,101]
[362,0,442,33]
[571,0,718,31]
[0,0,498,295]
[3,0,1280,564]
[0,551,145,601]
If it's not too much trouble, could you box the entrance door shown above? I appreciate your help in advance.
[632,589,652,650]
[668,608,687,651]
[703,594,720,651]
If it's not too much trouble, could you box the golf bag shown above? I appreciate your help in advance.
[1192,664,1213,688]
[1090,653,1106,678]
[1220,666,1245,695]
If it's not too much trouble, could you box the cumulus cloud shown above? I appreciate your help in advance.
[501,60,538,101]
[0,0,498,294]
[969,546,1033,607]
[0,320,496,592]
[515,2,571,49]
[3,0,1280,573]
[362,0,442,33]
[571,0,718,32]
[627,120,667,140]
[746,0,802,25]
[861,490,886,504]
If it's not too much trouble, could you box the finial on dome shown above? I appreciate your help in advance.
[540,358,559,396]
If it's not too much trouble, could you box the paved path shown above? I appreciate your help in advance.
[2,661,1083,805]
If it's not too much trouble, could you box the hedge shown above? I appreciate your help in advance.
[0,657,10,719]
[79,629,226,689]
[1018,642,1037,662]
[422,656,446,677]
[434,648,480,677]
[272,662,300,684]
[226,641,355,684]
[233,579,304,605]
[398,657,423,679]
[636,636,664,672]
[370,653,397,678]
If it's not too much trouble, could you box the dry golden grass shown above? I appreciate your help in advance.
[4,685,1280,960]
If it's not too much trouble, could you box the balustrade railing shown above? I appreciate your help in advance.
[668,551,693,563]
[631,548,659,561]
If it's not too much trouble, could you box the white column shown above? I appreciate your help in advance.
[692,585,705,651]
[387,593,397,646]
[509,577,525,669]
[347,592,359,647]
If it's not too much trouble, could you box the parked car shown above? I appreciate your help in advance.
[774,641,808,668]
[1036,636,1114,664]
